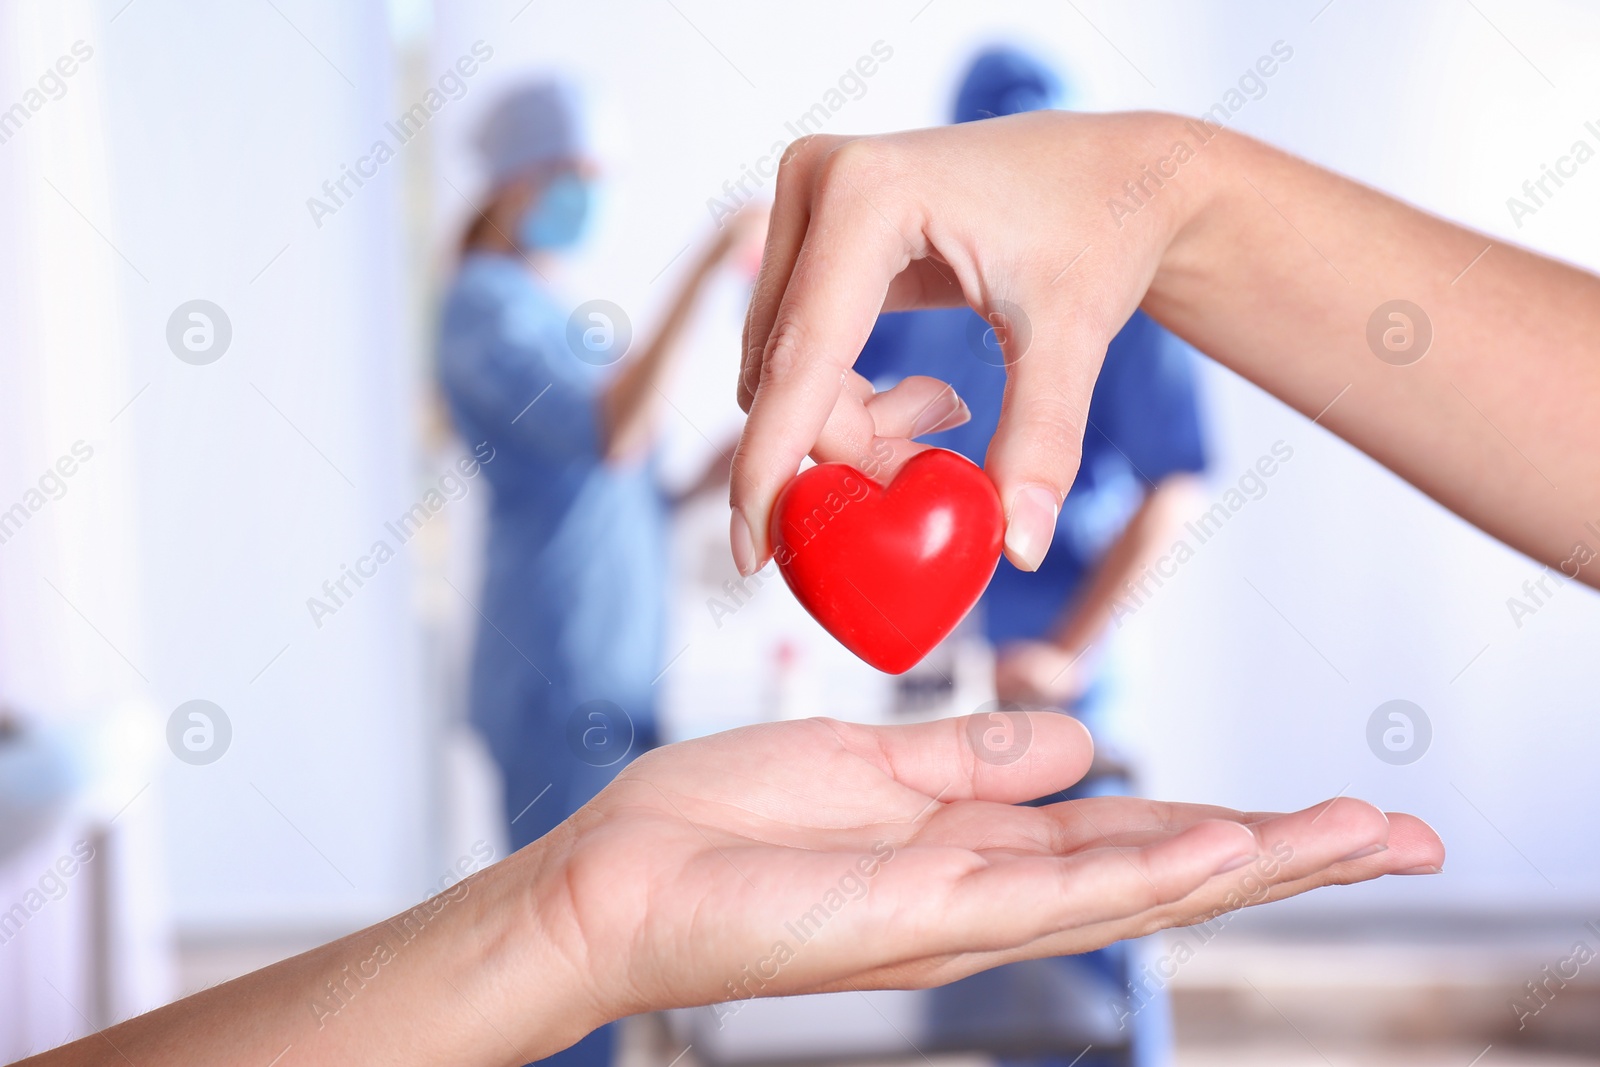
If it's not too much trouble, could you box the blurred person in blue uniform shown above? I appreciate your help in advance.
[437,79,759,1067]
[858,48,1209,1067]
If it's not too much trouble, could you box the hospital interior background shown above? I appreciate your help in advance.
[2,1,1600,1064]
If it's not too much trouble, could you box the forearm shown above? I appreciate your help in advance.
[601,255,719,462]
[1146,121,1600,582]
[1050,476,1203,654]
[21,846,590,1067]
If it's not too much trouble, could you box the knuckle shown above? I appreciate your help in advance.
[816,138,898,204]
[779,134,823,172]
[1020,392,1087,461]
[775,134,833,193]
[761,317,809,385]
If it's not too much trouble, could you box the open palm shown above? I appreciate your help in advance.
[529,712,1443,1025]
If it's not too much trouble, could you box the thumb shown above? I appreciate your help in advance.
[981,296,1112,571]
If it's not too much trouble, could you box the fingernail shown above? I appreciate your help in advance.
[912,395,970,438]
[730,509,758,577]
[1212,852,1258,876]
[1395,864,1442,875]
[1337,843,1388,863]
[1004,485,1059,572]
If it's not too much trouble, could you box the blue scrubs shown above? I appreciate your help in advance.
[858,306,1206,1067]
[439,252,665,1067]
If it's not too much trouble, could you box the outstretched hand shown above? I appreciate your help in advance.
[24,712,1443,1067]
[531,712,1443,1031]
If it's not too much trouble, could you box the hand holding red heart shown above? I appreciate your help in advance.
[731,111,1196,580]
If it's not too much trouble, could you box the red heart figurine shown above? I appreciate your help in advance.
[770,448,1004,674]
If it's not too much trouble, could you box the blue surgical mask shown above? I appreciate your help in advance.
[518,172,595,250]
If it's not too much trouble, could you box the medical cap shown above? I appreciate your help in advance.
[952,46,1067,124]
[475,78,590,188]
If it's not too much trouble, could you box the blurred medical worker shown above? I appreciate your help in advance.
[437,78,757,1067]
[856,48,1208,1067]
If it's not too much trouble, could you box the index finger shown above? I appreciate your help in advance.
[730,140,921,575]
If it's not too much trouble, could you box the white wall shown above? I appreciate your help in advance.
[0,0,438,934]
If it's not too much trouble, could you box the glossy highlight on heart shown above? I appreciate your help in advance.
[770,448,1004,674]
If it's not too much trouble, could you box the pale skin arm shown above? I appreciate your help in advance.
[730,111,1600,587]
[16,714,1442,1067]
[996,475,1203,705]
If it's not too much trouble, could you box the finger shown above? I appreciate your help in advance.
[983,293,1117,571]
[1377,811,1446,872]
[864,375,970,439]
[738,138,834,413]
[830,712,1094,806]
[798,374,962,487]
[1034,793,1400,866]
[941,817,1264,948]
[794,816,1252,981]
[787,373,922,484]
[883,258,967,312]
[1249,809,1444,891]
[817,806,1442,995]
[964,800,1391,956]
[731,145,918,574]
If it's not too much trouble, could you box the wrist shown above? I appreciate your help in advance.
[458,834,609,1062]
[1144,113,1256,309]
